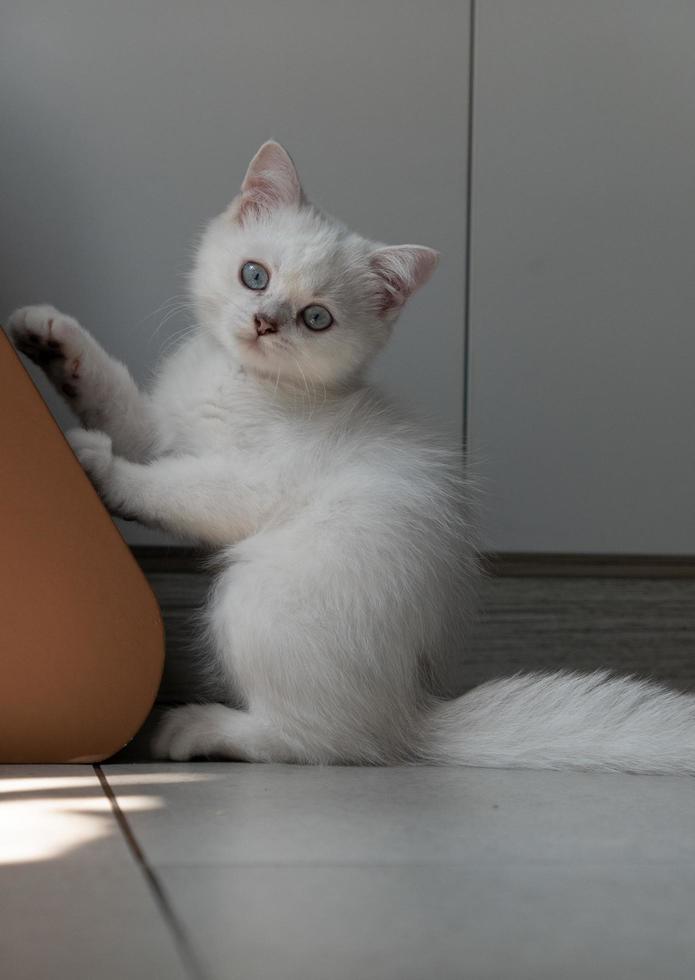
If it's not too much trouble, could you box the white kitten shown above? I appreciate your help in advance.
[10,142,695,772]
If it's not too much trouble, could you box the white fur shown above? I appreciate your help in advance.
[9,142,695,773]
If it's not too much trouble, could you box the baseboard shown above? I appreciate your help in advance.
[135,559,695,703]
[131,545,695,579]
[482,553,695,578]
[131,545,207,574]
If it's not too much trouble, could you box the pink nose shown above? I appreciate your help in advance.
[254,315,279,336]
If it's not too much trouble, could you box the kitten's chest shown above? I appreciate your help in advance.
[153,346,294,456]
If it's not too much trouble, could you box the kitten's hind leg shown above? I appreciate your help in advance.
[152,704,305,763]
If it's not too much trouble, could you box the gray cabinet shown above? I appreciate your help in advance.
[468,1,695,553]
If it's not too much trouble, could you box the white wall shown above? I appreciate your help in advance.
[6,2,693,556]
[1,1,470,543]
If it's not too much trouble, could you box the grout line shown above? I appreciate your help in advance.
[462,0,477,457]
[94,765,208,980]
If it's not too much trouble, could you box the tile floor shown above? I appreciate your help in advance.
[2,763,695,979]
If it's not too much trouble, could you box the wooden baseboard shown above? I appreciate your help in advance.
[131,545,695,579]
[134,560,695,703]
[482,553,695,578]
[131,545,206,575]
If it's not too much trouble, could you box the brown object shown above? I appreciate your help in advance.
[0,327,164,762]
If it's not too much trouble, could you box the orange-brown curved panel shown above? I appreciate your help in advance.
[0,328,164,762]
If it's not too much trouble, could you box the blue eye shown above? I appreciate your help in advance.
[301,305,333,331]
[240,261,269,290]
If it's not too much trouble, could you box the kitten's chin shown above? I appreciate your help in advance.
[236,333,282,366]
[234,339,321,392]
[241,356,300,391]
[233,332,348,392]
[234,334,285,383]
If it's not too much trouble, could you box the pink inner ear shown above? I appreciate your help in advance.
[236,141,303,224]
[369,246,439,315]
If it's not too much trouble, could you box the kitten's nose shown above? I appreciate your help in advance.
[254,314,279,336]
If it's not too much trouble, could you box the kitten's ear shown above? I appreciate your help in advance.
[231,141,304,224]
[369,245,439,316]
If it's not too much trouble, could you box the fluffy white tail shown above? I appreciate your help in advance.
[421,671,695,774]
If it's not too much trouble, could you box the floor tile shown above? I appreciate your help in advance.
[0,766,189,980]
[158,862,695,980]
[104,763,695,867]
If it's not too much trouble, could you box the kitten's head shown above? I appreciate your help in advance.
[191,141,438,389]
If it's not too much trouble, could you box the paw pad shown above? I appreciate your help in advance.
[8,305,84,391]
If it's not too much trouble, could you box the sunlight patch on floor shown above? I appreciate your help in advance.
[0,771,211,794]
[100,770,215,787]
[0,782,162,865]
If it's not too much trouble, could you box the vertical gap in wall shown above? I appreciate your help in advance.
[462,0,477,456]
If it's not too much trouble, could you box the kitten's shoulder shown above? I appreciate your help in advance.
[332,384,458,467]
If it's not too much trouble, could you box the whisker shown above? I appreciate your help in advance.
[158,322,197,360]
[128,295,191,340]
[292,356,313,420]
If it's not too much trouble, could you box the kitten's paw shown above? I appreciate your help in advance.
[152,704,233,761]
[67,428,113,485]
[8,305,85,398]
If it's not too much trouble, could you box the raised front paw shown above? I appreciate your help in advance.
[8,305,85,399]
[67,428,113,487]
